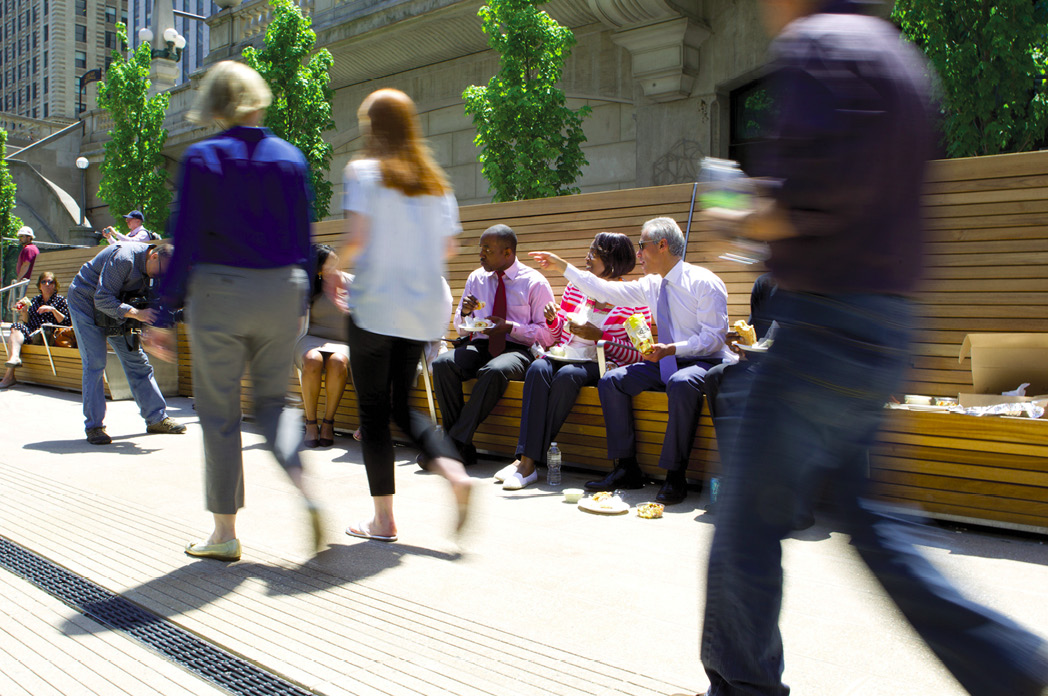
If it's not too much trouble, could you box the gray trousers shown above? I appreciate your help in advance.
[187,264,307,515]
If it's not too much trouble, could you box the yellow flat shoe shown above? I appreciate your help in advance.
[185,538,241,562]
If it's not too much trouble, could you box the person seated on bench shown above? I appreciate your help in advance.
[429,224,554,465]
[495,232,651,490]
[1,271,72,389]
[297,243,354,448]
[530,217,735,505]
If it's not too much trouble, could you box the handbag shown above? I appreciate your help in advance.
[52,327,76,348]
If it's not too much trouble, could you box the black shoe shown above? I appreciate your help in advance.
[584,458,645,491]
[457,441,478,466]
[415,452,431,472]
[86,426,112,445]
[655,474,689,505]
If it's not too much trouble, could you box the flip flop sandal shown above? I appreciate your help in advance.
[345,521,397,543]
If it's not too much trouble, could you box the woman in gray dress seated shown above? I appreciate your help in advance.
[297,244,355,447]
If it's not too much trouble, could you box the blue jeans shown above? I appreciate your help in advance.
[67,295,167,431]
[701,291,1048,695]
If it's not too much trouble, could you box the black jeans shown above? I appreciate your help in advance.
[348,316,458,497]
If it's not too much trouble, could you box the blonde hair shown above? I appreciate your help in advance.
[357,88,450,197]
[188,61,272,127]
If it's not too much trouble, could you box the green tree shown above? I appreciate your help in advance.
[0,130,22,239]
[463,0,590,202]
[893,1,1048,157]
[243,0,335,221]
[96,24,172,235]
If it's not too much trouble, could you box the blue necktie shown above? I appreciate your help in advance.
[656,278,678,383]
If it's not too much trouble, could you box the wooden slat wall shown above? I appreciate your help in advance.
[23,150,1048,533]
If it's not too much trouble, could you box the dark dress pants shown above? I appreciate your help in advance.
[515,358,600,463]
[348,316,459,497]
[431,340,532,447]
[597,358,716,472]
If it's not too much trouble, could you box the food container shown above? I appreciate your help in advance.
[624,314,654,354]
[562,488,584,504]
[903,395,934,406]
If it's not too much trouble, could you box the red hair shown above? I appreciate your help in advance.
[358,88,451,197]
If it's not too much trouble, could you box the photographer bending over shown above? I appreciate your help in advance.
[67,242,186,445]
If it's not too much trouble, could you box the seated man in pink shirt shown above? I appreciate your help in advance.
[102,210,157,244]
[429,225,555,465]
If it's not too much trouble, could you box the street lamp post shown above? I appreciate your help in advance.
[75,156,89,227]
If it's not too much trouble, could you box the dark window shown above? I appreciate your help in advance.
[43,103,47,117]
[75,24,86,42]
[120,8,126,23]
[105,5,114,23]
[75,0,85,15]
[42,24,46,40]
[728,78,777,173]
[105,55,112,69]
[42,50,46,68]
[43,0,46,14]
[31,55,35,72]
[31,107,36,117]
[42,75,46,92]
[30,29,34,47]
[104,30,114,48]
[31,81,35,98]
[75,50,85,68]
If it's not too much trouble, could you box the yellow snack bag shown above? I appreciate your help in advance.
[624,314,654,354]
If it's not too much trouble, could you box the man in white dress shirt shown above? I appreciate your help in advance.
[530,217,734,504]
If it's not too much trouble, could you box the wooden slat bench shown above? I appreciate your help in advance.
[31,150,1048,535]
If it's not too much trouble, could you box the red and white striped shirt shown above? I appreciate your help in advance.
[545,283,652,368]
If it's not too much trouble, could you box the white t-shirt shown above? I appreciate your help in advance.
[342,159,460,341]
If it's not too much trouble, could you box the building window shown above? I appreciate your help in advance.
[728,79,776,173]
[121,8,126,23]
[75,0,85,15]
[30,29,35,48]
[105,30,114,48]
[75,50,86,68]
[43,103,47,117]
[105,5,114,23]
[43,0,46,14]
[75,24,86,42]
[31,55,35,72]
[42,50,46,68]
[31,81,35,98]
[43,75,47,92]
[42,24,46,41]
[32,107,36,117]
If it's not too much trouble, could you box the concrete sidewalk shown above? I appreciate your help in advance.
[1,384,1046,695]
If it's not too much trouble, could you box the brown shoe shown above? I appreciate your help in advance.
[147,417,186,434]
[86,427,112,445]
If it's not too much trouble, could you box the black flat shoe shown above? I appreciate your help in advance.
[584,459,645,492]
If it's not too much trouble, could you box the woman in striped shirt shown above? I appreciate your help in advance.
[497,232,652,490]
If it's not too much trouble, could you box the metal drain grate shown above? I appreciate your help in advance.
[0,535,314,696]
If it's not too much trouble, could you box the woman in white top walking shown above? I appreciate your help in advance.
[334,88,472,543]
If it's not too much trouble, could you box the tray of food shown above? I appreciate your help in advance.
[578,491,629,515]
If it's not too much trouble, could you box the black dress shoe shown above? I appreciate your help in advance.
[415,452,432,472]
[456,441,478,466]
[656,474,689,505]
[584,458,645,491]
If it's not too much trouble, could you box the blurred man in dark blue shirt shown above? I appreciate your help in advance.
[698,1,1048,695]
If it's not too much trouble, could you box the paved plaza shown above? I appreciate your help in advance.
[0,384,1046,695]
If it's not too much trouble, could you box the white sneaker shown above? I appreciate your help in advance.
[493,463,518,483]
[503,470,538,491]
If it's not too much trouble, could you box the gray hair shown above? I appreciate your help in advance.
[188,61,272,127]
[642,217,685,257]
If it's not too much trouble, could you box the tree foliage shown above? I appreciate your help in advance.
[97,24,172,235]
[0,130,22,239]
[892,1,1048,157]
[243,0,335,220]
[463,0,590,202]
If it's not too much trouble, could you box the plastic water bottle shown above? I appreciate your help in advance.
[547,442,562,486]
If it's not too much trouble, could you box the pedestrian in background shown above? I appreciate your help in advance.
[151,60,320,562]
[334,87,472,543]
[698,1,1048,695]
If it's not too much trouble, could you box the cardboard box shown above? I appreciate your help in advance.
[958,333,1048,396]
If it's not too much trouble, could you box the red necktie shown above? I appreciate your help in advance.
[489,270,507,357]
